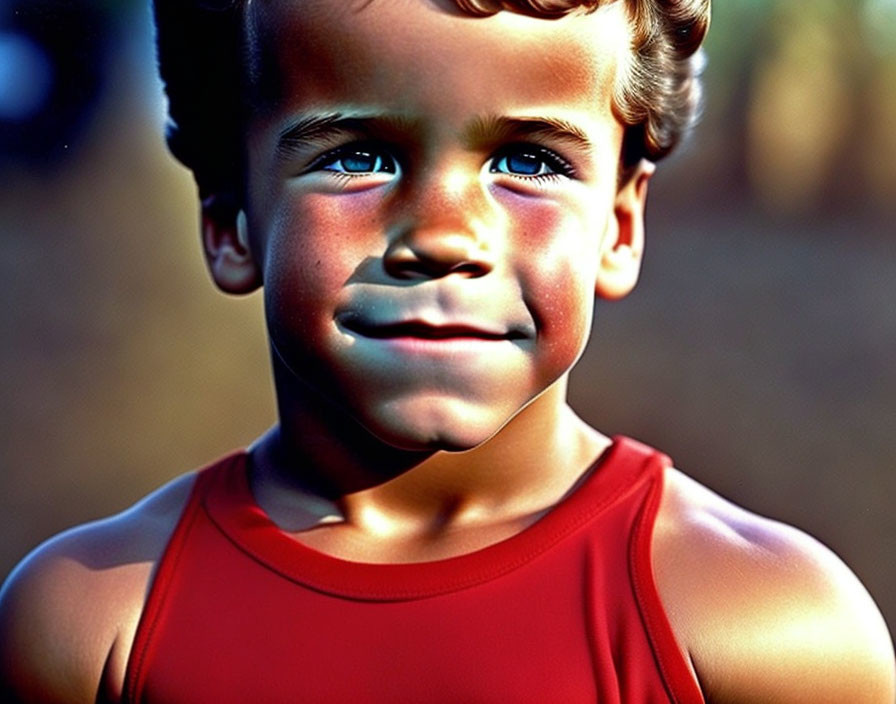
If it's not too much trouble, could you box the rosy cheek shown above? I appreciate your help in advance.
[266,191,383,285]
[504,194,601,368]
[535,282,593,365]
[260,192,379,347]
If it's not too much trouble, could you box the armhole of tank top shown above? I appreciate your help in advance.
[630,467,707,704]
[121,468,212,704]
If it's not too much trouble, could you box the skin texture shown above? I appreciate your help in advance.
[1,1,894,702]
[240,2,638,453]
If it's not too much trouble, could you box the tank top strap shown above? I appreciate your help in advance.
[628,447,706,703]
[123,452,246,703]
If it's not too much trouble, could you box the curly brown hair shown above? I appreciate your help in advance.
[153,0,710,197]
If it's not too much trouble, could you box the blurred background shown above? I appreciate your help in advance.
[1,0,894,637]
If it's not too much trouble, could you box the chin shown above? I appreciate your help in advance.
[360,398,513,453]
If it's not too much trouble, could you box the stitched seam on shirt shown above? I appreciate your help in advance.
[123,472,207,702]
[629,470,705,704]
[206,461,647,602]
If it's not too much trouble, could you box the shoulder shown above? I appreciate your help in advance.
[652,467,895,704]
[0,472,197,704]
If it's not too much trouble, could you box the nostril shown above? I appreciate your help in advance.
[383,257,490,280]
[384,259,438,280]
[447,261,490,278]
[382,232,495,280]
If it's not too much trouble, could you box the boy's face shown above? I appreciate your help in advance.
[223,0,647,451]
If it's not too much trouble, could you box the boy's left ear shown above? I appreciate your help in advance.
[595,160,655,301]
[201,194,262,295]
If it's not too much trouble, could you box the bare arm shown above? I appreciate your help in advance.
[654,468,896,704]
[0,534,124,703]
[0,474,195,703]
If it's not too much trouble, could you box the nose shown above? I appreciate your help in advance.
[383,169,497,280]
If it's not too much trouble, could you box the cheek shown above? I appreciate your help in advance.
[266,191,377,272]
[263,191,383,289]
[531,259,596,369]
[260,192,382,342]
[510,197,605,369]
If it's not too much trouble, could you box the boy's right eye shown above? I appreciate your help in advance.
[311,144,398,176]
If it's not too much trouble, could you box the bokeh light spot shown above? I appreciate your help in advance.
[862,0,896,55]
[0,32,53,121]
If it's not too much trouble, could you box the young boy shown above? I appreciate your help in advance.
[1,0,893,701]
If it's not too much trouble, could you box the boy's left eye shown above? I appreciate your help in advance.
[489,145,575,179]
[317,145,398,175]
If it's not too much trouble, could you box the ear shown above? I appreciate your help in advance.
[595,160,654,301]
[201,194,261,294]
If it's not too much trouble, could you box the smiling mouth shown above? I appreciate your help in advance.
[341,319,526,342]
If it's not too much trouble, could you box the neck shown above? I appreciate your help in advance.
[250,361,609,544]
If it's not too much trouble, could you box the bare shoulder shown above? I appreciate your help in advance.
[652,467,895,704]
[0,472,197,704]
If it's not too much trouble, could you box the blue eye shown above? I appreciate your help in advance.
[490,145,574,179]
[318,145,397,175]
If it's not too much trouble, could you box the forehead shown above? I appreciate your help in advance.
[245,0,632,127]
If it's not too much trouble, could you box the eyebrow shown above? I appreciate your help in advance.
[274,112,595,161]
[275,113,419,161]
[465,115,594,155]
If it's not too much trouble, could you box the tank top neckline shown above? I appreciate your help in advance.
[201,435,663,601]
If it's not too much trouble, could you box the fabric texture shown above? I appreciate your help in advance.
[123,436,704,703]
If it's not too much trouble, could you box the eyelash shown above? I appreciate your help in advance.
[489,144,576,181]
[305,142,399,178]
[304,142,576,182]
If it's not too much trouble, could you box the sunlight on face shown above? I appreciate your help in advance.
[242,0,635,451]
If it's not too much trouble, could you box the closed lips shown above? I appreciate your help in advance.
[340,319,524,341]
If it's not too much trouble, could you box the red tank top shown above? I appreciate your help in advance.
[123,436,704,703]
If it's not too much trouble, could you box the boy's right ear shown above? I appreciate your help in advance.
[201,195,261,294]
